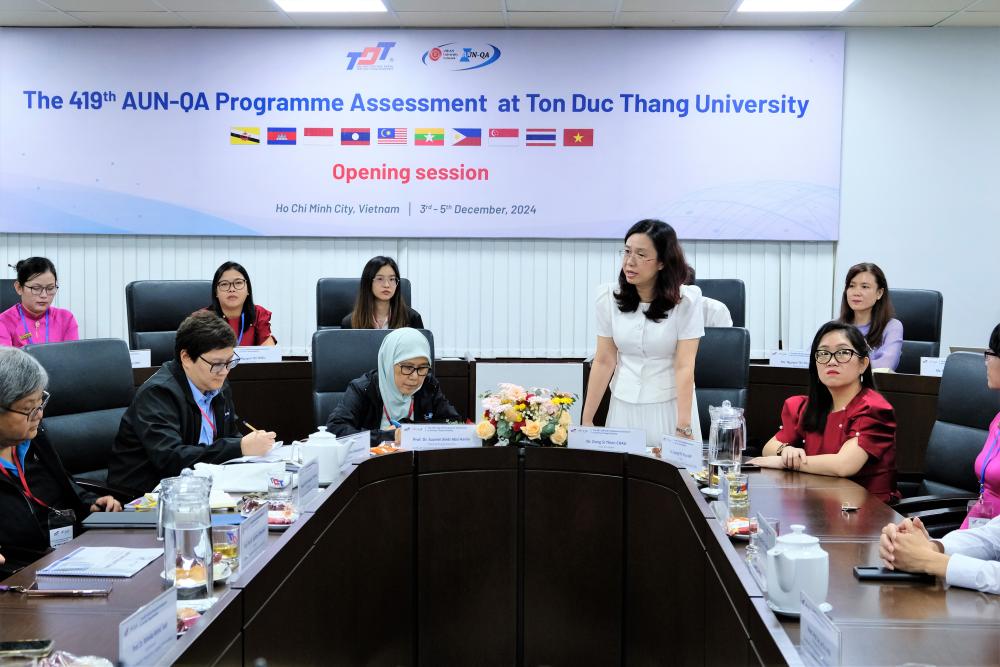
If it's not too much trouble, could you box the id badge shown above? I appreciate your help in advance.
[967,497,996,528]
[48,508,76,547]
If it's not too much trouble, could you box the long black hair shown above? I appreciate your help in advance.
[802,321,875,433]
[839,262,894,352]
[209,261,256,325]
[13,257,58,286]
[613,220,689,322]
[351,256,412,329]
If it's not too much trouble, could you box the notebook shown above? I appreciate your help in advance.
[37,547,161,578]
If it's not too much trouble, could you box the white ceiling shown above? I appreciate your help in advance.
[1,0,1000,28]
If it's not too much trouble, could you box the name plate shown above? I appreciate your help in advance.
[568,426,646,454]
[756,511,778,551]
[118,587,177,667]
[129,349,151,369]
[920,357,947,377]
[770,350,810,369]
[340,431,371,466]
[297,459,319,508]
[401,424,479,450]
[234,345,282,364]
[239,503,268,571]
[659,434,703,468]
[800,591,840,667]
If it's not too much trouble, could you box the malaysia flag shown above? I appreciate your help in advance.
[452,128,482,147]
[525,128,557,147]
[267,127,296,145]
[563,128,594,147]
[341,128,371,145]
[377,128,408,145]
[488,128,518,147]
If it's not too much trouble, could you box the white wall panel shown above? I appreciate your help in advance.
[1,232,834,359]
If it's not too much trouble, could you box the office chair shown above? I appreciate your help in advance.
[693,279,746,328]
[125,280,212,366]
[316,277,413,329]
[889,288,943,375]
[694,327,751,442]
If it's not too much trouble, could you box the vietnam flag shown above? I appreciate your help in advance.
[563,128,594,147]
[415,128,444,146]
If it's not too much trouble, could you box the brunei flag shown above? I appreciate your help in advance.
[230,127,260,145]
[414,128,444,146]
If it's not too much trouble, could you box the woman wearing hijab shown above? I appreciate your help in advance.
[325,328,460,446]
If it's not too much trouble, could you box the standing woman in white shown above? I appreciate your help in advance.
[581,220,705,446]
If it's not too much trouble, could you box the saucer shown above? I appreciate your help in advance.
[701,487,721,497]
[766,599,832,618]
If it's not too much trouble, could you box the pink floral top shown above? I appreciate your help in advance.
[0,304,79,348]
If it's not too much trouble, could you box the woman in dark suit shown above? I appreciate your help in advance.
[341,256,423,330]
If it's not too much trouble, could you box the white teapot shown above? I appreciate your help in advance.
[300,426,348,483]
[765,524,829,613]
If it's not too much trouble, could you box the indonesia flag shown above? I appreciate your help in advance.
[525,128,556,147]
[488,128,518,147]
[301,127,336,145]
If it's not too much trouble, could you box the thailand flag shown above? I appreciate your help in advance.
[525,128,557,147]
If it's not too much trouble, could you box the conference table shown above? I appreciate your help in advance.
[3,447,999,666]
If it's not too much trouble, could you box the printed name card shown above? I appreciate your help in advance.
[401,424,480,450]
[297,459,319,509]
[118,587,177,667]
[234,345,282,364]
[340,431,371,466]
[129,349,151,368]
[239,503,269,571]
[800,591,840,667]
[659,434,703,469]
[568,426,646,454]
[920,357,947,377]
[756,511,778,551]
[770,350,811,369]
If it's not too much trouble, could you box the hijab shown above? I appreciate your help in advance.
[377,328,431,427]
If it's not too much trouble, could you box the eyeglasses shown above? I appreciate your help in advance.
[22,284,58,296]
[618,249,656,263]
[985,350,999,362]
[814,349,862,365]
[217,279,247,292]
[1,391,50,421]
[373,276,399,286]
[397,364,431,377]
[199,355,240,374]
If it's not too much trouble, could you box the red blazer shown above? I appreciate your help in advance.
[774,388,899,502]
[197,305,275,346]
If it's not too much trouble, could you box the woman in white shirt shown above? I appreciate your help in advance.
[581,220,705,445]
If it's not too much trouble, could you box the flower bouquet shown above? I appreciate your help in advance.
[476,383,577,447]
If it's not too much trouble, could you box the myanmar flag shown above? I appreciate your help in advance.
[415,128,444,146]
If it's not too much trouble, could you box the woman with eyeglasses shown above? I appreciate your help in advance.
[202,261,276,346]
[0,347,120,576]
[326,328,459,446]
[581,219,705,447]
[750,321,899,502]
[838,262,903,371]
[1,257,79,349]
[108,312,275,496]
[341,256,424,330]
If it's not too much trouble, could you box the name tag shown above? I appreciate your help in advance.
[401,424,479,450]
[49,525,73,548]
[770,350,811,368]
[297,459,320,509]
[568,426,646,454]
[129,349,151,368]
[799,591,840,667]
[659,434,703,468]
[234,346,282,364]
[118,587,177,667]
[239,503,268,571]
[920,357,947,377]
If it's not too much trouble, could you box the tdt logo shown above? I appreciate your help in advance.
[346,41,396,70]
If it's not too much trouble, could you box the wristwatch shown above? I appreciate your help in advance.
[775,443,789,456]
[676,425,693,437]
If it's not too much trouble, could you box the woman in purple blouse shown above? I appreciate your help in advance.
[0,257,79,349]
[838,262,903,371]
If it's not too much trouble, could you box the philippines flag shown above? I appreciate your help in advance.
[525,128,557,147]
[267,127,296,145]
[488,128,518,147]
[377,128,408,145]
[452,128,482,147]
[301,127,336,145]
[341,128,371,145]
[563,128,594,147]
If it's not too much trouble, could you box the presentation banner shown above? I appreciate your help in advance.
[0,28,844,239]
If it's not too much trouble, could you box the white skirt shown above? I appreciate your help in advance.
[606,394,702,447]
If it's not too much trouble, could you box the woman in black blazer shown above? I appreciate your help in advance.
[341,256,424,330]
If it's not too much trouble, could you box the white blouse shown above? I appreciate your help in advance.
[595,283,705,404]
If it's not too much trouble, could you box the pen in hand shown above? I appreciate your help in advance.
[243,420,259,433]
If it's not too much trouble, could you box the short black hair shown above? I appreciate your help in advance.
[990,323,1000,356]
[174,311,237,363]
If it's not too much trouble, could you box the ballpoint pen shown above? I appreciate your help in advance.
[0,585,111,597]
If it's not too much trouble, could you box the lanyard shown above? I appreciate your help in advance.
[0,446,49,509]
[383,400,414,426]
[237,312,245,345]
[980,429,1000,495]
[17,305,49,344]
[197,403,217,439]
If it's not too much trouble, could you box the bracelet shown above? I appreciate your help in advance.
[775,443,788,456]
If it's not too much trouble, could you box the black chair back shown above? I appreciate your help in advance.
[694,327,751,441]
[0,279,19,312]
[920,352,1000,496]
[889,288,943,374]
[316,277,413,329]
[24,339,135,484]
[125,280,212,365]
[312,328,434,428]
[693,279,746,328]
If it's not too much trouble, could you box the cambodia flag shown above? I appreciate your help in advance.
[267,127,297,145]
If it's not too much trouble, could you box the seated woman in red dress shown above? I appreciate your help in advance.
[750,320,899,502]
[200,262,276,347]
